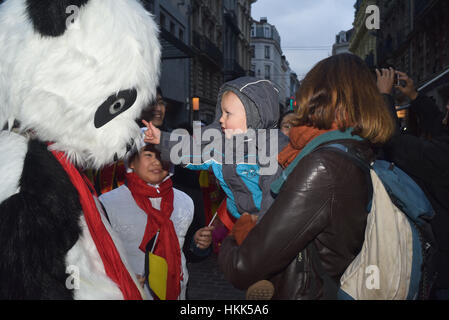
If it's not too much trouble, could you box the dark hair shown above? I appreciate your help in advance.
[127,144,170,171]
[295,53,395,144]
[128,144,157,166]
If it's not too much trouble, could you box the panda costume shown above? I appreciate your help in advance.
[0,0,161,299]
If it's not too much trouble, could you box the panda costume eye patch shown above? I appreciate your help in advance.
[94,89,137,128]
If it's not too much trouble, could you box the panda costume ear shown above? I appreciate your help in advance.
[26,0,90,37]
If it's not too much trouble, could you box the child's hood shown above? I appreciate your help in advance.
[214,77,281,130]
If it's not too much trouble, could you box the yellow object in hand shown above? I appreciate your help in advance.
[148,253,168,300]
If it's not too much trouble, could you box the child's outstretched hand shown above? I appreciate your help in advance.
[142,119,161,145]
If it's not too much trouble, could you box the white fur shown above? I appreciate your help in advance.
[0,0,161,169]
[66,198,145,300]
[0,131,28,203]
[0,0,160,300]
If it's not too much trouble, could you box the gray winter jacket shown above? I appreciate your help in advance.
[156,77,289,219]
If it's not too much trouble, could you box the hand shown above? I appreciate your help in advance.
[142,119,161,145]
[395,71,418,101]
[194,226,215,249]
[376,68,395,95]
[136,274,145,288]
[242,212,258,223]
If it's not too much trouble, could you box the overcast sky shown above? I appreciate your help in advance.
[251,0,356,79]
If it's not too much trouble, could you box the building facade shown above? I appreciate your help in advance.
[250,17,289,111]
[333,29,354,55]
[349,0,378,67]
[280,56,300,112]
[142,0,193,128]
[189,0,224,125]
[376,0,449,109]
[223,0,257,82]
[143,0,258,126]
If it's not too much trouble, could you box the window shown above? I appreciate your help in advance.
[264,46,270,59]
[251,26,256,37]
[251,45,255,58]
[160,13,166,30]
[179,28,184,41]
[170,21,175,35]
[264,65,271,80]
[264,26,271,38]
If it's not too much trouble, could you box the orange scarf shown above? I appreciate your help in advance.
[278,124,339,168]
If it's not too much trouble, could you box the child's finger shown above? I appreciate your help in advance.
[196,240,210,248]
[198,231,212,239]
[148,121,157,132]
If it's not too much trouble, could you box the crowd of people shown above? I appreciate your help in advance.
[1,0,446,302]
[91,53,448,300]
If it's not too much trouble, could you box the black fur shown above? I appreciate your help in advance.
[26,0,90,37]
[0,140,82,299]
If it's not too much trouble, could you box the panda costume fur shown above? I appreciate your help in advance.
[0,0,161,299]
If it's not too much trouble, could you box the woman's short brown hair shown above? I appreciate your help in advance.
[294,53,395,144]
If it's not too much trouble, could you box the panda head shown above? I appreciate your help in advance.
[0,0,161,169]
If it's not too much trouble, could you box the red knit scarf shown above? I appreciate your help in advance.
[51,150,142,300]
[125,172,181,300]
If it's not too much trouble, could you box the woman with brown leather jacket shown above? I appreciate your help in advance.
[218,53,396,300]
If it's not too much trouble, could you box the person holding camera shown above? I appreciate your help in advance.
[377,68,449,300]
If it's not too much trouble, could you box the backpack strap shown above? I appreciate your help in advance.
[315,143,374,212]
[271,129,363,195]
[301,144,375,299]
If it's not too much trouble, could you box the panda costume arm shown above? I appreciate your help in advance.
[0,131,82,299]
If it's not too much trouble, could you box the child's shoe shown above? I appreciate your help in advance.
[245,280,274,300]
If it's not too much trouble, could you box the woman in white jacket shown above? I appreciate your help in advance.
[100,143,214,300]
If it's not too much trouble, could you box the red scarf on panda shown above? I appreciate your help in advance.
[51,150,142,300]
[125,172,181,300]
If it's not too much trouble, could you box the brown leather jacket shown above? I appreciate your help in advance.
[218,140,375,299]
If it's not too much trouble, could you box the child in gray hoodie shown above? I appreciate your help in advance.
[144,77,289,299]
[144,77,288,221]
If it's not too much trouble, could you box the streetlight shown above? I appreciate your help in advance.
[192,96,200,124]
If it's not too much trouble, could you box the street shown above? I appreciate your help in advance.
[186,253,245,300]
